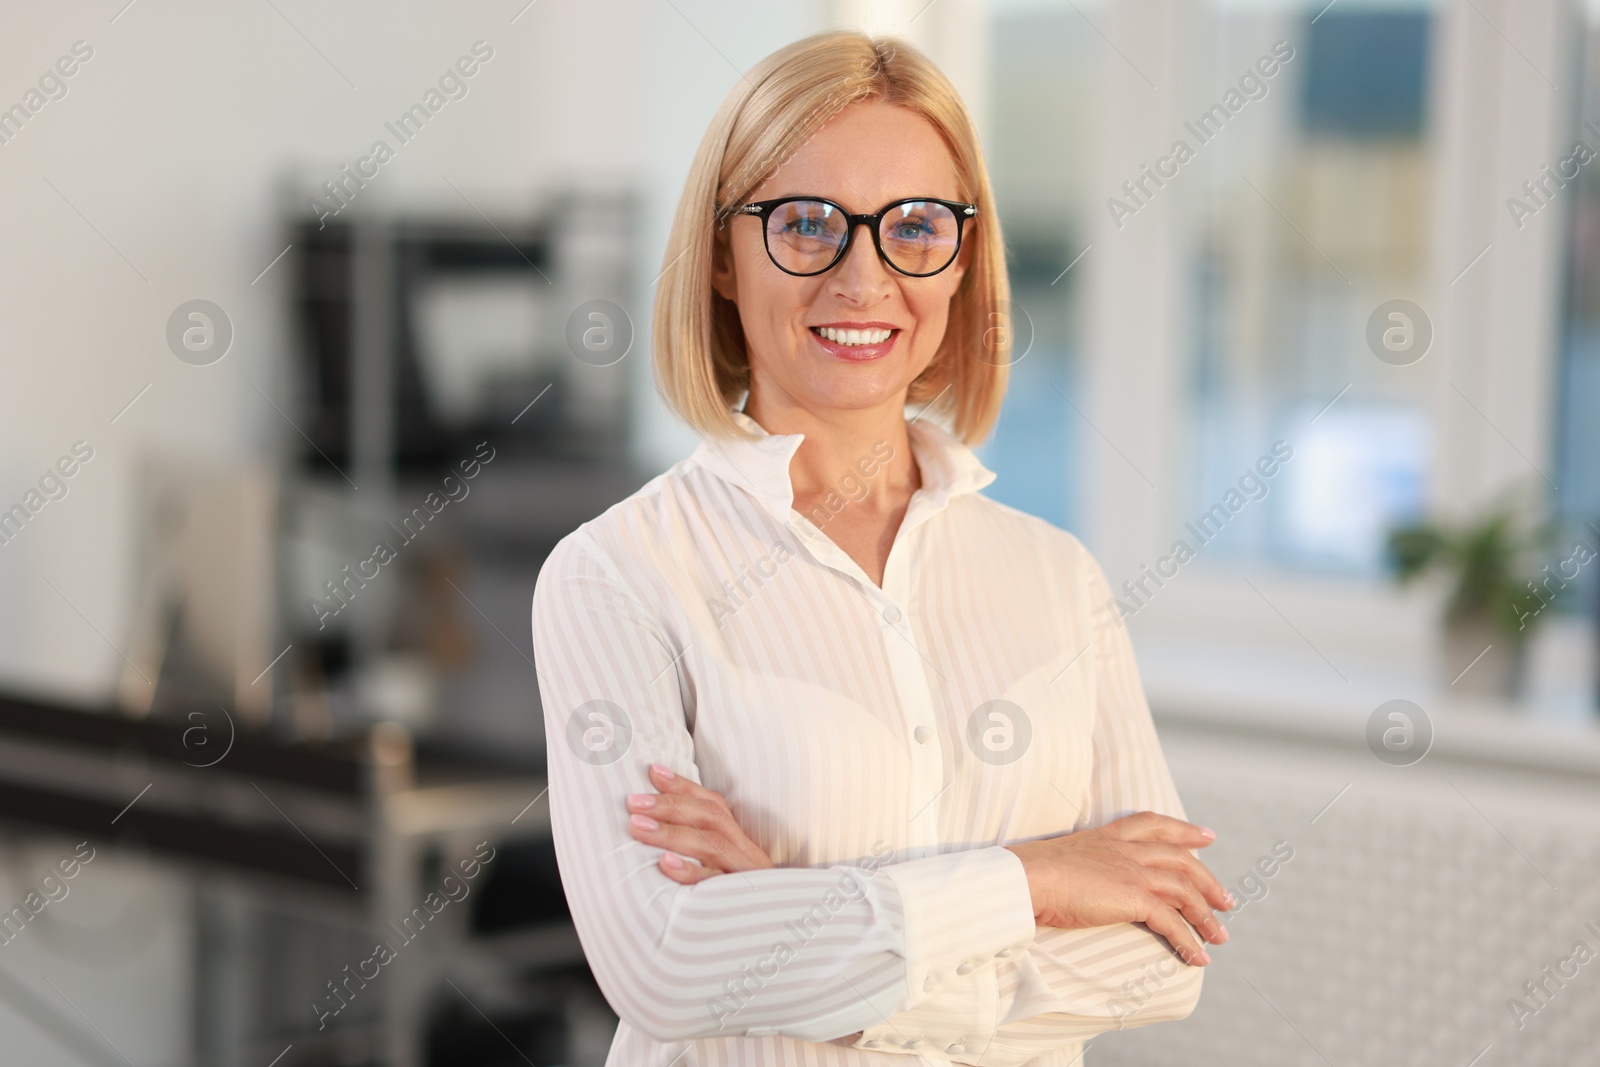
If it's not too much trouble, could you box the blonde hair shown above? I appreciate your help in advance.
[651,29,1011,445]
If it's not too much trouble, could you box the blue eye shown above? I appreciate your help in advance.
[889,218,935,241]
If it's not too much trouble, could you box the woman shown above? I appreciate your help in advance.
[531,30,1233,1067]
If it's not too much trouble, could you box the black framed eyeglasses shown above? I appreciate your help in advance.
[732,195,976,278]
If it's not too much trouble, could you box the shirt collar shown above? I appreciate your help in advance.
[687,406,998,525]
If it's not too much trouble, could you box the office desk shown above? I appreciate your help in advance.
[0,690,570,1067]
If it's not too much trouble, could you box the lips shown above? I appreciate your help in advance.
[808,325,901,361]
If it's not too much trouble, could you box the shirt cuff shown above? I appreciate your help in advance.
[878,846,1037,1006]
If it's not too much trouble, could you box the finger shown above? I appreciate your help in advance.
[1129,842,1236,913]
[634,777,773,871]
[627,792,764,868]
[658,851,721,885]
[648,763,726,806]
[1141,903,1211,967]
[627,790,724,827]
[633,809,764,876]
[628,812,739,872]
[1143,868,1227,946]
[1104,811,1215,848]
[1105,811,1216,849]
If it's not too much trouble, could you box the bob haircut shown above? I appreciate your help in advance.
[651,29,1012,445]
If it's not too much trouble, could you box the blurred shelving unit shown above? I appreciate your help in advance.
[260,185,649,1065]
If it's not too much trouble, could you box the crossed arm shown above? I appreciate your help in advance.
[617,553,1234,1062]
[624,777,1230,1060]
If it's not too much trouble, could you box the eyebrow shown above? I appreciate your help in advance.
[774,193,847,206]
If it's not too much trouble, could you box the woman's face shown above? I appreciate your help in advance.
[712,100,973,419]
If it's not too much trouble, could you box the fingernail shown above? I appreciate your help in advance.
[626,793,656,809]
[661,852,684,870]
[1225,892,1238,909]
[1215,926,1230,943]
[629,813,659,831]
[651,763,675,779]
[1199,826,1216,840]
[1196,950,1211,965]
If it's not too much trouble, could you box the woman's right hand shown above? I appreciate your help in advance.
[1003,811,1235,966]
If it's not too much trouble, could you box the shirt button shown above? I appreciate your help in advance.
[923,974,936,991]
[955,959,976,975]
[859,1039,882,1049]
[913,725,932,744]
[947,1043,967,1055]
[901,1039,923,1050]
[882,605,902,624]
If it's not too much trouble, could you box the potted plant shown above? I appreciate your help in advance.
[1384,496,1556,699]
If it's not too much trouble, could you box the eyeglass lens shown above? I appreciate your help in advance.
[763,200,961,276]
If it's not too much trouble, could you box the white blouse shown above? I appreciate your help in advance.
[530,406,1203,1067]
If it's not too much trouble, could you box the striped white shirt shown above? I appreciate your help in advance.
[530,407,1203,1066]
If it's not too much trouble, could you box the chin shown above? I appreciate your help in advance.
[799,374,915,413]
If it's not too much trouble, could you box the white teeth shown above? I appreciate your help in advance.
[815,326,893,346]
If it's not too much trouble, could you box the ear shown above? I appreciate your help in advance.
[711,224,739,304]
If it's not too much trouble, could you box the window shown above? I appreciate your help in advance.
[1187,6,1435,573]
[976,2,1103,532]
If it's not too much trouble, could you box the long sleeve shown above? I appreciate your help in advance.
[852,547,1203,1065]
[530,529,1038,1045]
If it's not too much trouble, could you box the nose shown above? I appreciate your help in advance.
[827,219,893,300]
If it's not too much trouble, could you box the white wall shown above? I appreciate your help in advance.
[0,0,646,701]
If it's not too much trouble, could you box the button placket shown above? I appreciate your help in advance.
[879,537,945,854]
[883,634,941,840]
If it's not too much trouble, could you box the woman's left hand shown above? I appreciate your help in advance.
[625,763,774,884]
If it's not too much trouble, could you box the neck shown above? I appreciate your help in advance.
[742,390,920,502]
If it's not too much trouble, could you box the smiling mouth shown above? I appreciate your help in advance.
[809,326,898,347]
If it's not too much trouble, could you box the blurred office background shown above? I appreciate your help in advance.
[1,0,1599,1064]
